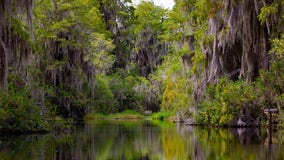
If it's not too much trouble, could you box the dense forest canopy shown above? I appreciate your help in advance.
[0,0,284,132]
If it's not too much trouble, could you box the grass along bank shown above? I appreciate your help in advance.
[84,110,175,121]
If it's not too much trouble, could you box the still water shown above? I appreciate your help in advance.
[0,120,284,160]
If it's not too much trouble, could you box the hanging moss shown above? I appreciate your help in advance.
[0,0,33,89]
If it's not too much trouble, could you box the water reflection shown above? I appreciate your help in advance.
[0,120,284,160]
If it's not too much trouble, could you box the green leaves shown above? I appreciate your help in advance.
[0,86,49,132]
[33,0,116,118]
[133,1,167,35]
[258,2,279,25]
[93,75,118,114]
[271,34,284,58]
[197,78,259,126]
[86,33,115,73]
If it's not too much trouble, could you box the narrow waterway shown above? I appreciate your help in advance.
[0,120,283,160]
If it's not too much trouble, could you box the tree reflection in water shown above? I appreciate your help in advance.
[0,120,283,160]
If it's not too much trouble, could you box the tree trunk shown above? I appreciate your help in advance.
[0,39,8,89]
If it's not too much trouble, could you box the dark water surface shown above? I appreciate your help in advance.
[0,120,283,160]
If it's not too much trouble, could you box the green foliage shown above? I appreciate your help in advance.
[150,111,172,121]
[196,57,284,126]
[34,0,108,39]
[0,86,49,132]
[161,76,191,112]
[84,110,144,120]
[258,2,279,25]
[84,113,106,120]
[108,74,137,111]
[133,1,167,35]
[196,78,259,126]
[153,0,208,115]
[11,18,31,42]
[270,34,284,58]
[49,117,73,133]
[258,60,284,97]
[257,59,284,126]
[33,0,116,119]
[108,110,144,119]
[85,33,115,74]
[275,94,284,127]
[193,3,284,127]
[256,32,284,126]
[34,0,115,66]
[150,47,192,113]
[4,0,284,131]
[108,74,156,112]
[93,75,118,114]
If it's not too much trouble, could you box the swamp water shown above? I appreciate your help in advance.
[0,120,283,160]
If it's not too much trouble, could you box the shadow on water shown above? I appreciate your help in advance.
[0,120,284,160]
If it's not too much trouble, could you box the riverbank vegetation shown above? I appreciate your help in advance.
[84,110,174,121]
[0,0,284,132]
[84,110,145,120]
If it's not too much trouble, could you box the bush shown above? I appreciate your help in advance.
[196,78,260,126]
[0,87,49,132]
[196,59,284,127]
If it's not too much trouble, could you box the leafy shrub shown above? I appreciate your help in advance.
[196,59,284,127]
[0,87,49,132]
[196,78,260,126]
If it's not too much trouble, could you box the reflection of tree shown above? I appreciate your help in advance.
[162,125,189,159]
[195,128,253,159]
[193,128,284,160]
[229,128,262,144]
[1,122,284,160]
[0,134,73,159]
[73,120,164,160]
